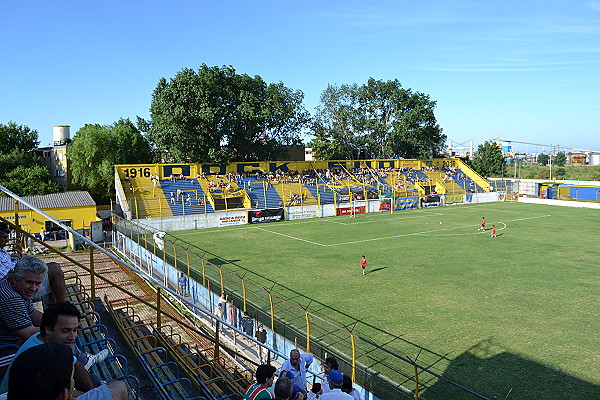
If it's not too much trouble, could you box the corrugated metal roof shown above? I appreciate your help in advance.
[0,191,96,212]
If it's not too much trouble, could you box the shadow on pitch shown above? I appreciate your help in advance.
[368,267,387,274]
[427,338,600,399]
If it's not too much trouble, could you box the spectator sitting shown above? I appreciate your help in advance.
[0,223,66,304]
[0,302,110,394]
[0,256,48,343]
[0,342,127,400]
[242,364,276,400]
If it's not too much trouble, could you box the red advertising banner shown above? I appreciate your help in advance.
[336,206,366,216]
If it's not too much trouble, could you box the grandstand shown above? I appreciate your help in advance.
[115,158,490,219]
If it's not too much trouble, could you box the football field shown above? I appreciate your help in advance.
[170,202,600,399]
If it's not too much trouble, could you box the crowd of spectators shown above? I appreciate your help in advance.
[243,351,361,400]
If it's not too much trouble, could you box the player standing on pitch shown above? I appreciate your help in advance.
[478,216,486,231]
[360,255,367,275]
[491,225,497,238]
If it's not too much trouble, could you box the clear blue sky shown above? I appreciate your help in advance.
[1,0,599,153]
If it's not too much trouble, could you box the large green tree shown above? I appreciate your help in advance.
[139,64,311,163]
[0,122,62,196]
[470,141,505,177]
[310,84,361,159]
[309,78,445,160]
[68,119,153,203]
[0,121,39,154]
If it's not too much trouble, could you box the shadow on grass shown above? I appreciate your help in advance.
[426,339,600,400]
[369,267,387,274]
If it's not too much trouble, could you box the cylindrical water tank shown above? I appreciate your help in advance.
[589,153,600,165]
[53,125,70,145]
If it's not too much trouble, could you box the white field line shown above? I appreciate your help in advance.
[252,214,551,246]
[323,211,444,225]
[422,222,507,236]
[251,227,328,246]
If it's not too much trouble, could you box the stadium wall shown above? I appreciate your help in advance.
[133,193,502,233]
[518,197,600,209]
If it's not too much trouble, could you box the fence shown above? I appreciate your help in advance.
[115,210,494,400]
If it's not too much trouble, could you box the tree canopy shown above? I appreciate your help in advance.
[139,65,311,163]
[470,141,505,177]
[68,119,153,203]
[0,122,62,196]
[537,153,549,166]
[309,78,445,160]
[0,121,39,154]
[554,152,567,167]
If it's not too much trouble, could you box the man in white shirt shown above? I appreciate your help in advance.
[279,349,313,395]
[319,370,352,400]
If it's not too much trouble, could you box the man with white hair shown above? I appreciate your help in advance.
[0,223,66,305]
[0,256,48,343]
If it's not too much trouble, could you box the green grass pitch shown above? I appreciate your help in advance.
[170,202,600,399]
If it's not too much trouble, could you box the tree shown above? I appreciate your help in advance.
[554,152,567,167]
[310,84,362,160]
[0,121,39,154]
[139,65,310,163]
[537,153,549,166]
[310,78,445,160]
[0,123,63,197]
[68,119,153,203]
[470,141,505,177]
[1,165,62,196]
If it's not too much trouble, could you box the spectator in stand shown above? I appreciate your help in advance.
[341,375,361,400]
[0,256,48,343]
[319,370,352,400]
[274,377,303,400]
[307,383,322,400]
[243,364,276,400]
[255,324,267,363]
[216,292,227,333]
[227,300,237,328]
[321,356,338,394]
[0,342,127,400]
[279,349,313,396]
[0,223,66,304]
[241,312,254,342]
[0,302,110,394]
[178,274,187,296]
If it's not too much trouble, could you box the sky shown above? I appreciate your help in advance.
[1,0,599,154]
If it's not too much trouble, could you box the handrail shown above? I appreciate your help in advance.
[0,184,284,363]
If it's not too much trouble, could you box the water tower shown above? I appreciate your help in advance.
[53,125,70,146]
